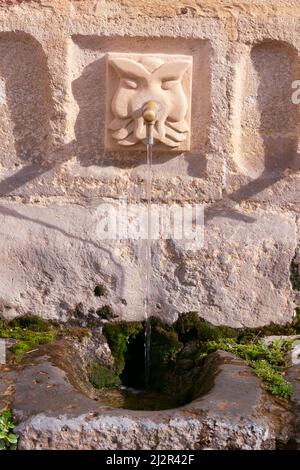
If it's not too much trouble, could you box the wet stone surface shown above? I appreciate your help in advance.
[0,339,293,450]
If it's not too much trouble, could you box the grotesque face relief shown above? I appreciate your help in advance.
[106,53,193,151]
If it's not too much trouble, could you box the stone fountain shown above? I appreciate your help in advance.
[0,0,300,450]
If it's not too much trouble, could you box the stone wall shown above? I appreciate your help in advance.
[0,0,299,327]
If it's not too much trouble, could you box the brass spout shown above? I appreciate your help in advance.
[143,100,158,124]
[143,101,158,145]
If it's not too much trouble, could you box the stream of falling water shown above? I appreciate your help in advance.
[144,139,153,389]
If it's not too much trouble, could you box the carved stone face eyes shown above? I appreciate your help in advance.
[122,78,178,91]
[122,78,138,89]
[161,79,178,90]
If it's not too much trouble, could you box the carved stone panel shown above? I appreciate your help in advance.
[106,53,193,151]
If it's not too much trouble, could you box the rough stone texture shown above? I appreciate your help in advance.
[286,339,300,449]
[0,341,292,450]
[0,202,296,326]
[0,0,299,326]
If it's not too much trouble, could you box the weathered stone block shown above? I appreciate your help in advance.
[0,202,296,327]
[0,0,298,327]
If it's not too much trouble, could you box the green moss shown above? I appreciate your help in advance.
[94,284,107,297]
[240,322,296,340]
[10,332,55,361]
[9,315,52,332]
[0,318,8,330]
[175,312,237,342]
[63,327,91,342]
[0,410,18,450]
[194,337,293,399]
[174,311,203,341]
[198,338,265,362]
[251,360,293,399]
[103,321,143,375]
[89,362,120,388]
[151,314,294,400]
[94,313,295,400]
[175,312,297,343]
[150,317,183,365]
[0,315,57,361]
[96,305,116,321]
[91,321,144,390]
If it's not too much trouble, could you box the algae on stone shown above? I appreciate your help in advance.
[96,305,117,320]
[100,313,294,400]
[89,362,121,389]
[0,316,57,361]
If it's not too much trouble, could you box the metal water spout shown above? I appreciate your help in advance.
[143,100,159,145]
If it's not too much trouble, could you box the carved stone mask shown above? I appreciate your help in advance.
[106,53,192,150]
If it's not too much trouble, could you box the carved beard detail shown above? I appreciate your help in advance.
[108,56,191,148]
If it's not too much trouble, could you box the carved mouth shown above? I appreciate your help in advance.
[109,117,189,148]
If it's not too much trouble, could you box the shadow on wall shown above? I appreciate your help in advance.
[71,58,105,167]
[0,32,209,207]
[238,40,300,177]
[253,41,300,173]
[69,34,212,176]
[0,32,54,196]
[228,40,300,204]
[0,37,299,228]
[206,43,300,222]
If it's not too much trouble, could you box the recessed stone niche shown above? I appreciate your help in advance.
[69,36,211,165]
[233,41,300,178]
[0,32,52,171]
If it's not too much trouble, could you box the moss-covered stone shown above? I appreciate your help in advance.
[175,312,237,343]
[148,317,183,390]
[89,362,121,389]
[0,315,87,361]
[89,321,144,390]
[10,332,55,360]
[7,311,289,400]
[191,336,294,399]
[0,319,56,361]
[240,322,297,340]
[100,313,294,400]
[9,315,52,332]
[96,305,117,320]
[150,317,183,364]
[63,327,91,342]
[94,284,107,297]
[103,321,143,375]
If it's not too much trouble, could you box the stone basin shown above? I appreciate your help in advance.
[0,339,292,450]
